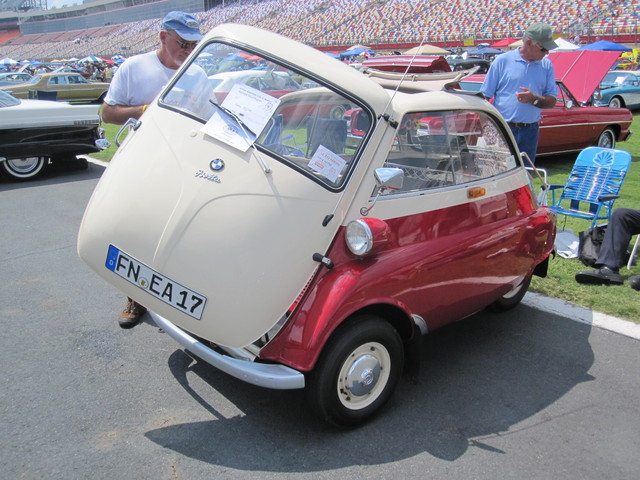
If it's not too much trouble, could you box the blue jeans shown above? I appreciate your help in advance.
[509,123,539,166]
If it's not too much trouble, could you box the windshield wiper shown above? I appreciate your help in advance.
[208,99,271,174]
[209,99,257,138]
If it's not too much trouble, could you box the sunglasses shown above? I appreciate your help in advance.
[535,42,549,54]
[167,31,198,50]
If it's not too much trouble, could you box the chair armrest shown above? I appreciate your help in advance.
[548,184,564,204]
[598,194,620,202]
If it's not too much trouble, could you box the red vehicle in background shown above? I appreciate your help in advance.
[457,50,633,156]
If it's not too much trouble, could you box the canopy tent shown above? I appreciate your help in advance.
[78,55,105,63]
[340,45,374,58]
[548,50,621,104]
[577,40,631,52]
[491,38,518,48]
[1,57,19,65]
[551,38,579,52]
[466,46,503,56]
[404,44,450,55]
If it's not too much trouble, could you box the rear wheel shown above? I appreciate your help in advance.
[596,128,616,149]
[0,156,47,181]
[306,315,404,428]
[488,274,532,312]
[608,96,624,108]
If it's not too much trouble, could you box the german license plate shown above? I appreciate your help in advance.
[105,245,206,319]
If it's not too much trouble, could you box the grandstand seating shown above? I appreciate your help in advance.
[0,0,636,61]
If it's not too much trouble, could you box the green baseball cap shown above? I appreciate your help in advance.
[524,22,558,51]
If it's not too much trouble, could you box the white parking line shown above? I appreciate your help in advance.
[523,292,640,340]
[84,156,109,168]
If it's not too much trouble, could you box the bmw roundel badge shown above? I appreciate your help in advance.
[210,159,225,171]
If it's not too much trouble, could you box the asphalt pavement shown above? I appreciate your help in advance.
[1,163,639,480]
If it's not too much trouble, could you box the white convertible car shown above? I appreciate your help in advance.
[0,90,109,180]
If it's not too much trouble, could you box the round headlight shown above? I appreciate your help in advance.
[346,219,373,256]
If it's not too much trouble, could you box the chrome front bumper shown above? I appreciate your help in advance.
[149,311,305,390]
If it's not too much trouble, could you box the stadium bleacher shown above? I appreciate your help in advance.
[0,0,636,61]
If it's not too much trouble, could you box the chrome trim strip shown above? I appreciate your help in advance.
[149,311,305,390]
[539,121,626,129]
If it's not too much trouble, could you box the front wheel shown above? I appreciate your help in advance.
[596,128,616,149]
[0,156,47,181]
[608,96,623,108]
[488,274,532,312]
[306,315,404,428]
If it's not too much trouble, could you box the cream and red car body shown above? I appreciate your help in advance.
[78,24,555,426]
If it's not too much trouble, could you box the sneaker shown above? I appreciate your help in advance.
[629,274,640,291]
[575,266,623,286]
[118,298,147,329]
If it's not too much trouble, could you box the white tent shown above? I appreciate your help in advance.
[79,55,104,63]
[551,38,579,52]
[405,44,450,55]
[1,57,19,65]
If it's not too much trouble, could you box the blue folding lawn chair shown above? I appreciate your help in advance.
[549,147,632,229]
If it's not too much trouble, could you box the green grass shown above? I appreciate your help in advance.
[531,112,640,323]
[92,113,640,322]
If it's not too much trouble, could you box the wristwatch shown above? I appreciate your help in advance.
[533,97,540,106]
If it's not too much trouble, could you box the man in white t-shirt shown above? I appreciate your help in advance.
[102,11,203,328]
[102,11,202,125]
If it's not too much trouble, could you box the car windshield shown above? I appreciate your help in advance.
[602,72,632,85]
[28,75,41,85]
[161,41,372,189]
[0,90,20,107]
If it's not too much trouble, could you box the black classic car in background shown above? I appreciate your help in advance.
[0,90,109,180]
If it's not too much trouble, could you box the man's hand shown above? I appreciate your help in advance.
[516,87,555,108]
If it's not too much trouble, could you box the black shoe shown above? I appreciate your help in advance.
[118,298,147,329]
[629,275,640,291]
[575,266,623,285]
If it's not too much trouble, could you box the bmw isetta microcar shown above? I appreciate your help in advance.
[78,24,556,427]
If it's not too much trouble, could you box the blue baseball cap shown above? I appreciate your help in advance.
[161,11,202,42]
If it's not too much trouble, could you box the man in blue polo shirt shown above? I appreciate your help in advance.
[481,23,558,164]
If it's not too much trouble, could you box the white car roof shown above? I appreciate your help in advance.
[201,24,391,114]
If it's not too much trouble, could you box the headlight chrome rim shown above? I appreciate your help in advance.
[346,219,374,256]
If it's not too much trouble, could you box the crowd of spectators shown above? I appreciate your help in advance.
[0,0,637,61]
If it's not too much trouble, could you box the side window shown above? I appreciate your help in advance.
[381,110,516,195]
